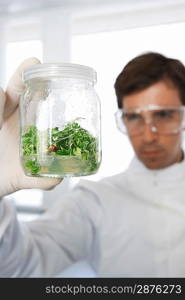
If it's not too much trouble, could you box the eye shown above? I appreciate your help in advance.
[154,110,174,119]
[123,113,142,121]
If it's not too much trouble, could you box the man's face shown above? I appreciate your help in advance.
[122,80,183,169]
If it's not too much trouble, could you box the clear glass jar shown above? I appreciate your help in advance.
[20,63,101,177]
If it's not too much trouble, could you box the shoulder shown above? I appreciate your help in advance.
[75,171,127,206]
[77,171,128,192]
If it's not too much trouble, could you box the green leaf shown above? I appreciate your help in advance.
[22,121,99,174]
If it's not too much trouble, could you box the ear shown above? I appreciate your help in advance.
[0,87,5,128]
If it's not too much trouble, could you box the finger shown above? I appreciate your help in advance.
[0,87,5,129]
[4,57,40,119]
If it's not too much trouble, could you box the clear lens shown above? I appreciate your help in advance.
[115,105,185,136]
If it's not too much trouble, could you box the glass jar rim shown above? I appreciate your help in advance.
[23,62,97,83]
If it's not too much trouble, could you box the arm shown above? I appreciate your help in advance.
[0,185,101,277]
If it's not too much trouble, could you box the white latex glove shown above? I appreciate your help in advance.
[0,58,62,198]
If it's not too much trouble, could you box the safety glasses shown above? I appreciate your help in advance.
[115,104,185,136]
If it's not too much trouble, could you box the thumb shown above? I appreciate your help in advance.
[0,87,5,129]
[4,57,40,119]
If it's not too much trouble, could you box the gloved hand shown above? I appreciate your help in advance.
[0,58,62,198]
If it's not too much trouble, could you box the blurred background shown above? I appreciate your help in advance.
[2,0,185,276]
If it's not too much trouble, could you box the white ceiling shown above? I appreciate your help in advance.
[0,0,184,15]
[0,0,134,14]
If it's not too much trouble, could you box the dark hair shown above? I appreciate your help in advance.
[114,52,185,108]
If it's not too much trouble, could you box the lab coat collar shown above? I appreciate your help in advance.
[127,151,185,184]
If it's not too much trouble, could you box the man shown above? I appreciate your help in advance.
[1,52,185,277]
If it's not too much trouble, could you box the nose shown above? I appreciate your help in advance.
[142,123,158,143]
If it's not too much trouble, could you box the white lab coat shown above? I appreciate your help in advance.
[1,156,185,277]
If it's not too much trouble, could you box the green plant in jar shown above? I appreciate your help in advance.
[21,121,100,177]
[20,62,101,177]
